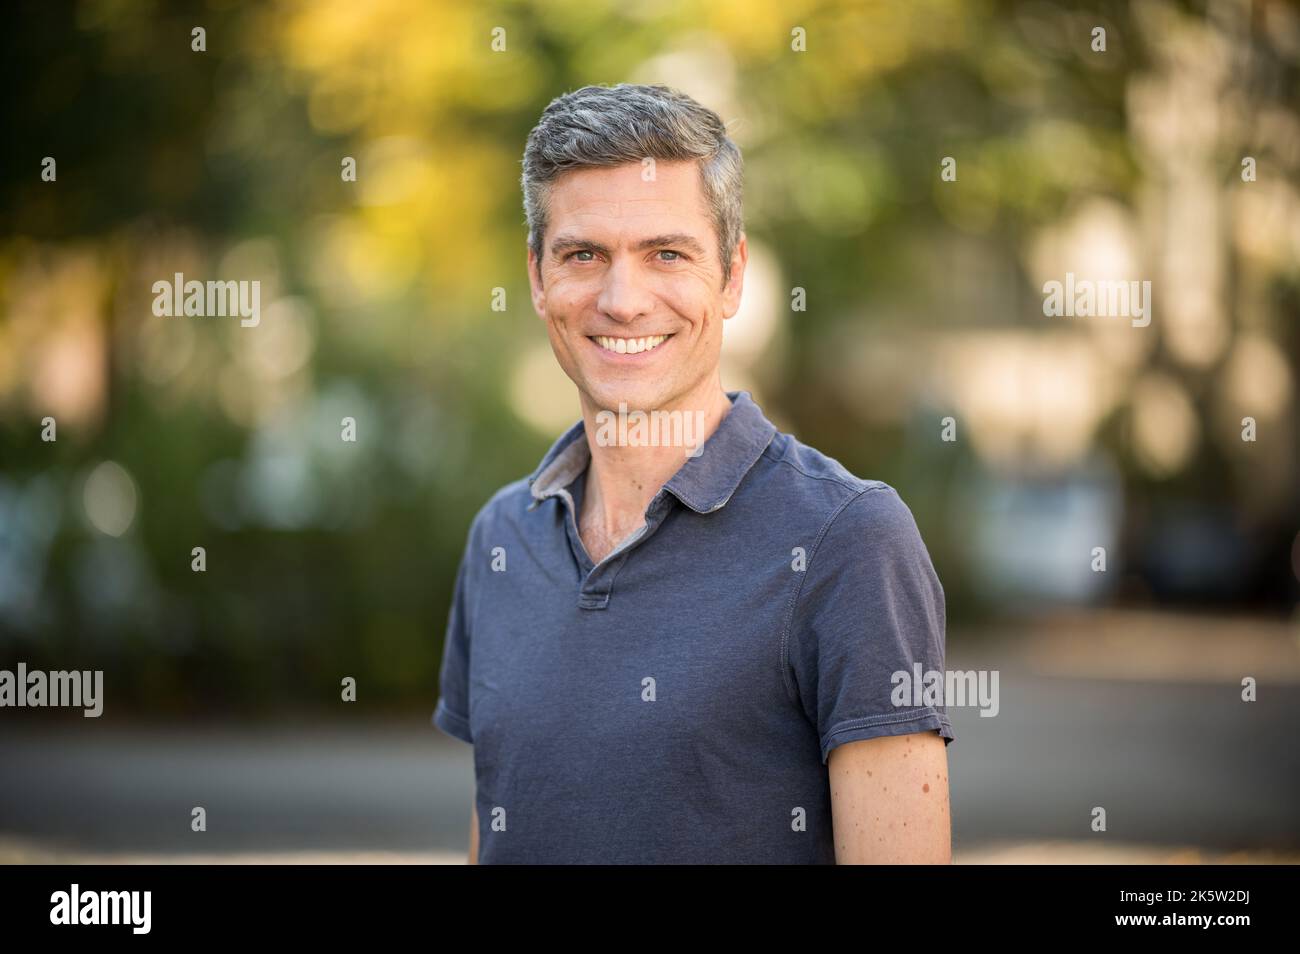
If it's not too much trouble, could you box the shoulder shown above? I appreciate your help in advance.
[752,429,916,537]
[460,475,535,548]
[750,432,935,590]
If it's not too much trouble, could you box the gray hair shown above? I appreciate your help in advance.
[522,83,743,286]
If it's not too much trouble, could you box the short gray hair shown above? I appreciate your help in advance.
[522,83,744,285]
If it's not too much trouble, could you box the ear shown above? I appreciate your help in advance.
[527,244,547,320]
[720,231,748,319]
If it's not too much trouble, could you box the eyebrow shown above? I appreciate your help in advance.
[549,232,708,258]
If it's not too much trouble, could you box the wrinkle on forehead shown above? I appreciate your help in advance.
[546,163,714,242]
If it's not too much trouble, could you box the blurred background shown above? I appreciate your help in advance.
[1,0,1297,863]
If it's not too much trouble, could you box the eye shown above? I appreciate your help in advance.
[571,250,594,262]
[657,249,682,262]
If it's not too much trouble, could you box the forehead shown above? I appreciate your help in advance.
[544,160,712,239]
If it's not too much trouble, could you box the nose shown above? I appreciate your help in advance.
[594,255,655,325]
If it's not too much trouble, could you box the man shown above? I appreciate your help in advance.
[434,83,953,864]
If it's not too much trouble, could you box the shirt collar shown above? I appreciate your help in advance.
[527,390,777,514]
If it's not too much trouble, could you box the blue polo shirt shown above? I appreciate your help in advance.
[433,390,952,863]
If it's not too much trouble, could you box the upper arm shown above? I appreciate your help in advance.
[786,486,954,763]
[828,730,951,863]
[433,521,478,746]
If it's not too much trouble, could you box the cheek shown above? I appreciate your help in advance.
[663,273,723,328]
[651,273,699,311]
[546,278,595,321]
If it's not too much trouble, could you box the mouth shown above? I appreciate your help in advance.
[587,333,674,357]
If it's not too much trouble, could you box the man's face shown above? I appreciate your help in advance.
[528,160,746,415]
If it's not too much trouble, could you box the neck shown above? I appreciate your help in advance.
[577,375,733,546]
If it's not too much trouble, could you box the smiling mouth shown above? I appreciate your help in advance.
[589,333,673,355]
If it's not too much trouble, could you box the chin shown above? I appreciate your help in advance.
[584,377,672,414]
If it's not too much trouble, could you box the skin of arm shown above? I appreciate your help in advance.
[828,731,952,863]
[468,801,479,865]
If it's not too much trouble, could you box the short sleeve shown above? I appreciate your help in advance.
[786,485,953,764]
[432,538,475,746]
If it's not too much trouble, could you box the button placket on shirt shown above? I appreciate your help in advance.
[570,490,674,610]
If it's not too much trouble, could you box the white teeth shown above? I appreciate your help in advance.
[595,334,669,355]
